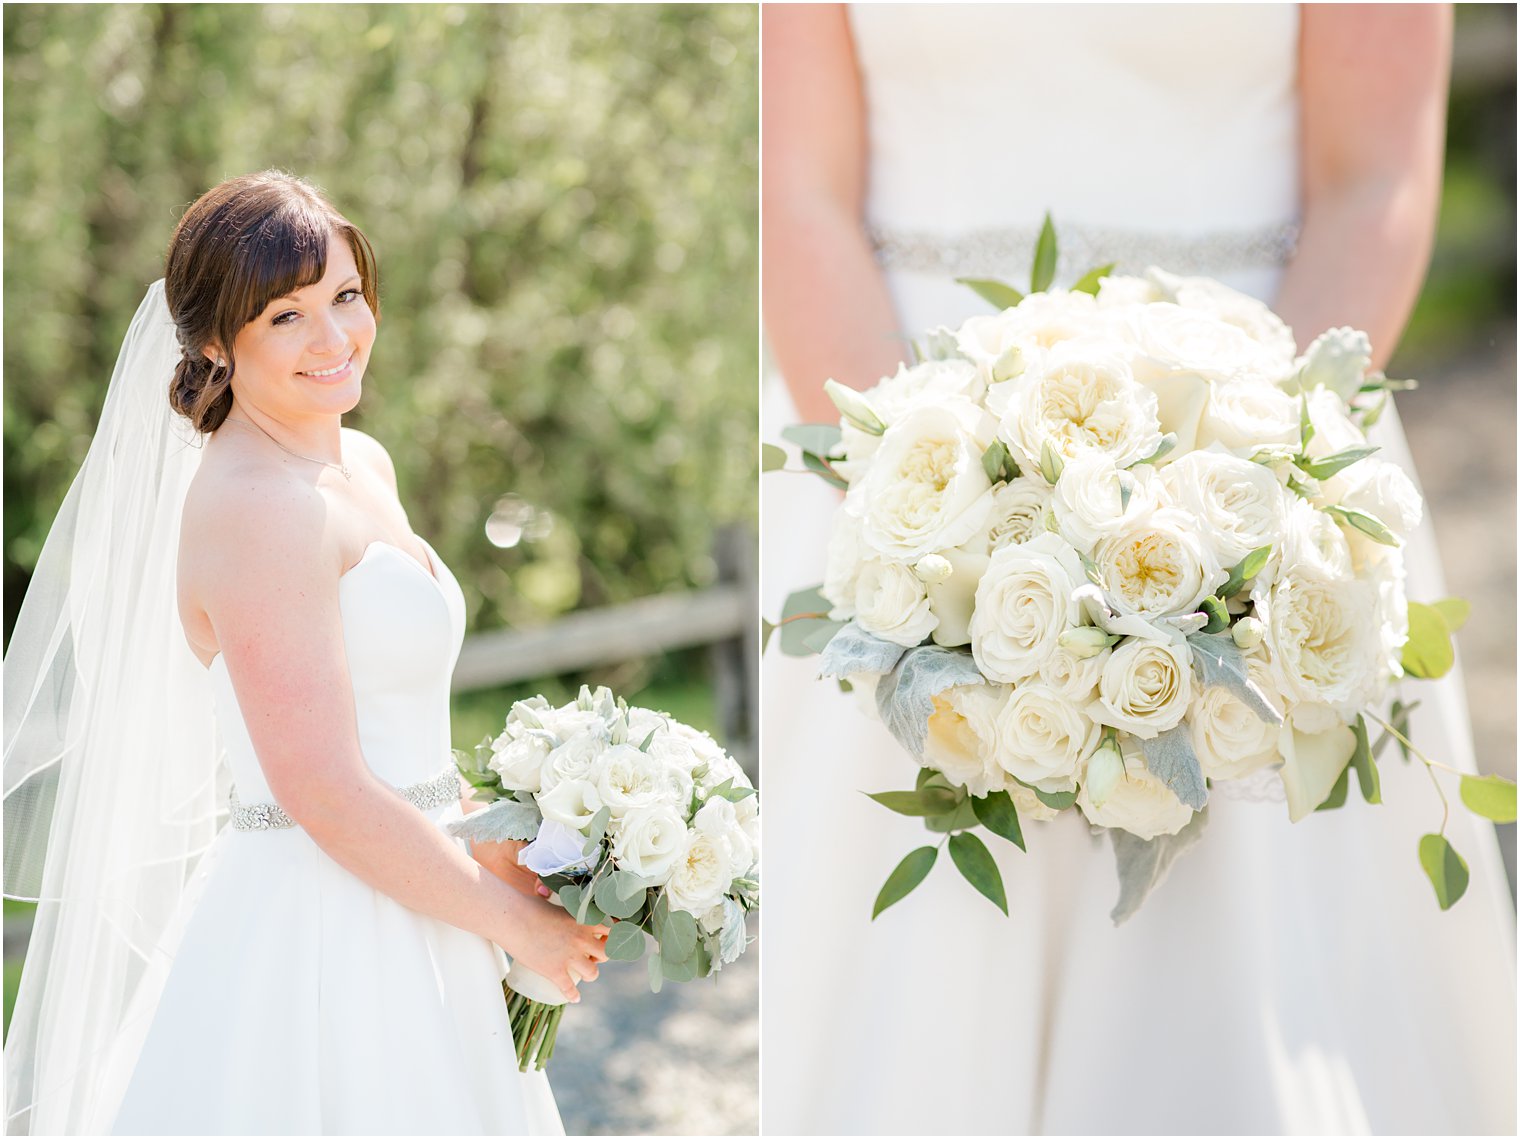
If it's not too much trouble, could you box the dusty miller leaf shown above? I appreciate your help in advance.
[818,621,909,680]
[875,646,986,758]
[446,799,541,843]
[1187,631,1281,725]
[1109,807,1209,924]
[1137,725,1208,811]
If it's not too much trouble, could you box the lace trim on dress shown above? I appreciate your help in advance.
[868,219,1300,282]
[1210,766,1287,805]
[228,766,461,831]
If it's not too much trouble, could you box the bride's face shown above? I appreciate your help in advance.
[217,232,376,419]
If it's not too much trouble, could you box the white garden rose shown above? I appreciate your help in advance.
[994,682,1100,792]
[611,804,687,886]
[592,743,688,820]
[1190,655,1284,780]
[979,476,1054,551]
[1148,269,1299,368]
[820,513,866,619]
[1075,744,1194,839]
[1090,632,1193,738]
[536,776,602,830]
[1052,453,1163,554]
[850,401,996,560]
[1333,457,1422,540]
[1095,275,1162,307]
[1161,448,1289,567]
[488,729,552,793]
[922,683,1009,798]
[1196,376,1300,452]
[1040,641,1109,703]
[732,792,760,864]
[840,358,984,471]
[1261,567,1382,714]
[693,797,756,879]
[1278,499,1353,579]
[1092,508,1224,619]
[537,706,608,744]
[1302,386,1366,460]
[996,342,1163,474]
[1007,779,1060,823]
[853,559,938,647]
[970,533,1086,683]
[969,291,1110,383]
[665,829,736,916]
[537,731,608,794]
[1128,301,1280,384]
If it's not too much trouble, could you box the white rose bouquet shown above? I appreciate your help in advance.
[449,685,759,1070]
[767,217,1515,923]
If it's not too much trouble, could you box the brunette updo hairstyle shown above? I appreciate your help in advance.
[164,171,379,433]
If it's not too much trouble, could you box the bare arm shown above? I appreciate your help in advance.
[195,474,603,1000]
[763,4,905,422]
[1274,4,1452,369]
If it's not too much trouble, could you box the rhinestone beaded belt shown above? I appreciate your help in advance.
[228,767,461,831]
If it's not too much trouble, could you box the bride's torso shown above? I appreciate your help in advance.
[848,2,1302,322]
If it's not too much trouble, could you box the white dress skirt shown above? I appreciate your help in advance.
[759,5,1516,1135]
[94,539,563,1135]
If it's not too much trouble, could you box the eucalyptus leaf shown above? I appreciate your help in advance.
[662,940,709,982]
[800,620,847,655]
[1070,262,1116,296]
[647,950,663,994]
[801,450,848,491]
[818,621,909,680]
[1459,775,1518,823]
[1350,714,1380,804]
[1402,601,1455,679]
[778,585,836,658]
[761,442,787,473]
[872,846,937,919]
[446,800,541,844]
[955,276,1025,310]
[1030,212,1058,294]
[615,869,653,902]
[1187,631,1282,725]
[657,906,699,964]
[949,832,1008,915]
[1109,806,1209,924]
[557,884,583,918]
[594,874,647,920]
[1419,833,1469,911]
[866,787,961,818]
[1137,725,1208,811]
[875,646,986,758]
[582,806,612,856]
[971,790,1026,851]
[1433,597,1471,633]
[780,423,842,457]
[605,921,647,961]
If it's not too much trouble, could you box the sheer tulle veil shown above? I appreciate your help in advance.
[3,281,225,1134]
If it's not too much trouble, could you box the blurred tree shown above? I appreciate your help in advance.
[3,3,759,643]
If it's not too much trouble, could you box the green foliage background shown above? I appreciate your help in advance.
[3,3,759,645]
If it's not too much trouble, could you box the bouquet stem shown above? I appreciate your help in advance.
[504,981,567,1072]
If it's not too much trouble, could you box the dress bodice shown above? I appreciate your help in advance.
[208,538,467,804]
[848,3,1302,322]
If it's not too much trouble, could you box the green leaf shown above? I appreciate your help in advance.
[1349,714,1380,804]
[1033,786,1078,811]
[1459,774,1518,823]
[1030,212,1058,294]
[866,787,961,817]
[1327,505,1398,547]
[582,806,612,855]
[1070,262,1116,296]
[1299,445,1380,480]
[662,940,709,982]
[1372,699,1420,762]
[1315,765,1350,812]
[605,921,646,961]
[801,450,848,490]
[924,796,979,833]
[948,832,1008,915]
[615,869,652,901]
[1299,393,1315,450]
[1418,833,1469,911]
[780,423,842,456]
[971,790,1026,851]
[981,439,1019,484]
[955,276,1025,310]
[761,443,787,472]
[594,873,647,920]
[1402,601,1456,679]
[647,950,664,994]
[1127,433,1178,467]
[1198,595,1229,635]
[657,906,699,964]
[557,883,583,918]
[915,766,941,791]
[760,618,775,653]
[800,620,846,654]
[778,585,835,657]
[872,846,938,919]
[1433,597,1471,633]
[1217,545,1273,599]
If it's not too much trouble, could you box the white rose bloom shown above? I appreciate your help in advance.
[820,513,866,619]
[693,797,756,879]
[969,290,1109,377]
[732,793,760,864]
[536,731,608,794]
[979,476,1055,551]
[611,804,687,886]
[1128,301,1279,384]
[1007,779,1061,823]
[665,829,736,916]
[922,683,1009,798]
[994,682,1100,792]
[1076,744,1194,839]
[1262,567,1382,714]
[839,358,985,473]
[1191,655,1284,781]
[997,342,1163,473]
[1040,642,1109,703]
[1366,550,1409,680]
[1093,508,1224,619]
[851,401,997,561]
[970,533,1086,683]
[853,559,939,647]
[487,730,552,793]
[1150,270,1299,368]
[1091,633,1194,739]
[537,706,607,744]
[1334,457,1423,540]
[592,743,685,820]
[1302,386,1366,460]
[1096,275,1162,307]
[1052,453,1164,554]
[1279,499,1353,579]
[1197,376,1300,452]
[956,313,1031,385]
[536,776,603,830]
[1161,449,1290,567]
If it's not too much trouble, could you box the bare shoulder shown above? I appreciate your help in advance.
[341,427,398,492]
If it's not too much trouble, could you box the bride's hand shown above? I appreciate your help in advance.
[501,894,610,1003]
[472,838,551,900]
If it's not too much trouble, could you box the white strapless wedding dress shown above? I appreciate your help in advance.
[760,6,1516,1135]
[93,538,562,1135]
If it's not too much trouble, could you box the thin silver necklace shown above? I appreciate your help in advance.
[223,416,352,481]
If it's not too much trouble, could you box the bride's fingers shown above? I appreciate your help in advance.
[554,971,580,1003]
[569,957,600,984]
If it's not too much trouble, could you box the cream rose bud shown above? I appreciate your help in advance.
[1057,626,1110,660]
[732,792,760,862]
[978,476,1054,551]
[1084,738,1125,809]
[1196,376,1300,453]
[1076,745,1194,839]
[1191,655,1283,780]
[1093,509,1223,620]
[852,560,938,647]
[1293,326,1371,403]
[1052,453,1163,553]
[1262,568,1382,714]
[1091,633,1193,739]
[611,804,687,886]
[956,313,1030,385]
[997,343,1163,474]
[923,683,1009,798]
[1161,448,1289,567]
[1231,616,1264,650]
[488,730,552,793]
[993,683,1100,792]
[665,829,736,916]
[852,401,997,561]
[970,532,1086,683]
[536,776,603,830]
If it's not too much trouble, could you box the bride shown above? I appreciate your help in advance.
[761,5,1515,1135]
[3,171,608,1135]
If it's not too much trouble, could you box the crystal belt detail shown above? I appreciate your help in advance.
[228,766,461,831]
[868,219,1300,281]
